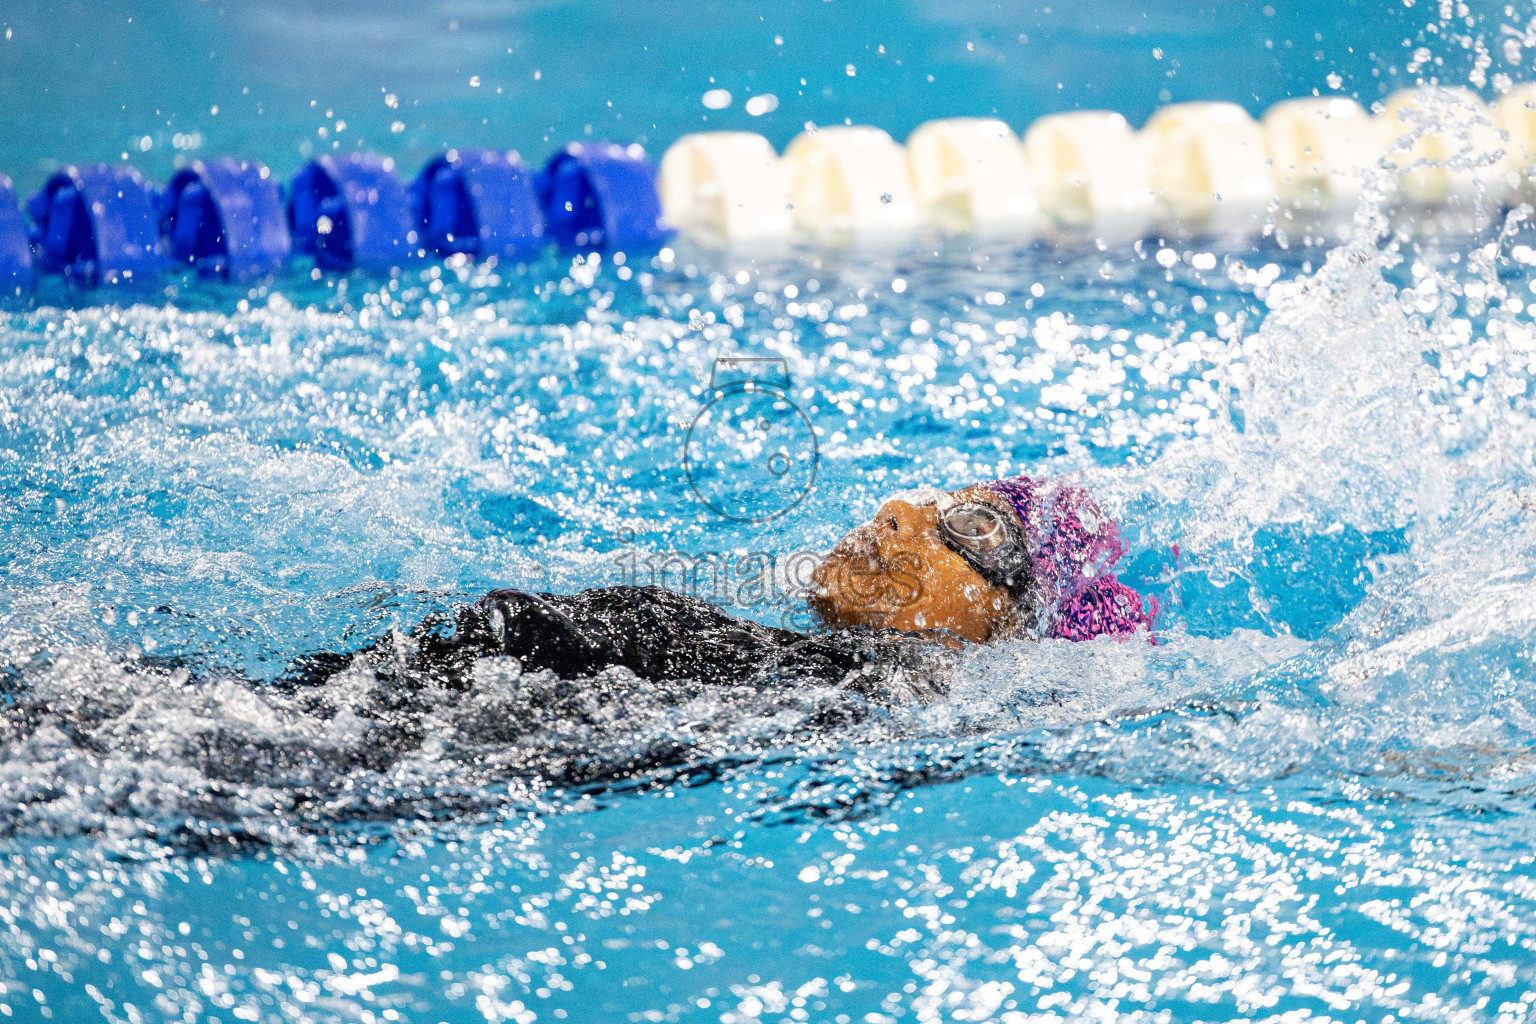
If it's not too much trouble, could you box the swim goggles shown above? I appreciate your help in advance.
[936,501,1033,594]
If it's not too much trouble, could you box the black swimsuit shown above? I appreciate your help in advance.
[0,588,1016,836]
[294,585,952,703]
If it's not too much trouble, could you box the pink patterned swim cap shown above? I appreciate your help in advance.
[982,474,1155,641]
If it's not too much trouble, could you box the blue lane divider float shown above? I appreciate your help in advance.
[0,176,34,296]
[288,152,418,271]
[162,158,291,280]
[411,148,545,260]
[539,141,672,250]
[26,164,166,286]
[5,140,668,291]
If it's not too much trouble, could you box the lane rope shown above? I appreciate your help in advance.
[1,85,1531,294]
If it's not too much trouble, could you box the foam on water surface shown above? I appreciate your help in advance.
[4,234,1534,1019]
[6,198,1536,1021]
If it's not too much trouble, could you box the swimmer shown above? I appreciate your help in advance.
[0,474,1157,816]
[297,473,1153,696]
[810,473,1152,644]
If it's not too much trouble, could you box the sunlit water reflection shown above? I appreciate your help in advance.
[6,2,1536,1022]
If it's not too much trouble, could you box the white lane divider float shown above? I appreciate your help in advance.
[905,117,1039,236]
[1021,110,1154,241]
[782,126,920,241]
[657,90,1536,246]
[1381,86,1510,211]
[658,131,791,242]
[1262,97,1381,221]
[1496,83,1536,204]
[1141,102,1275,236]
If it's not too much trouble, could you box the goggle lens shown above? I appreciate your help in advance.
[941,504,1007,549]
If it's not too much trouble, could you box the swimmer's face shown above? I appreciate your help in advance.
[808,486,1016,644]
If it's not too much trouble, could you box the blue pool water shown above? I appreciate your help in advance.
[5,2,1536,1022]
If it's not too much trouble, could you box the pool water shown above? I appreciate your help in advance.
[4,2,1536,1023]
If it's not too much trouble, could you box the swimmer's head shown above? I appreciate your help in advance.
[808,482,1033,644]
[808,473,1139,644]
